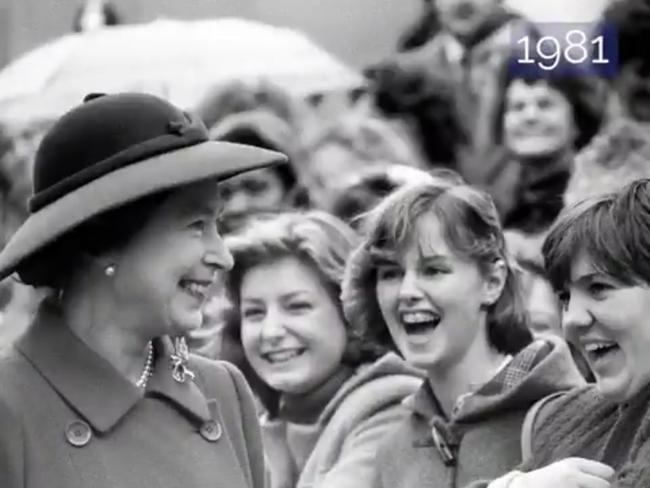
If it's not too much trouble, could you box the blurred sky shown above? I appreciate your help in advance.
[508,0,610,22]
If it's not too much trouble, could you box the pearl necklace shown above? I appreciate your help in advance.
[135,341,154,390]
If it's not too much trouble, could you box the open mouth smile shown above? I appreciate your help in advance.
[261,348,306,364]
[582,340,620,366]
[179,279,212,301]
[399,310,442,335]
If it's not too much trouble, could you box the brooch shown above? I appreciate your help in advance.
[171,336,196,383]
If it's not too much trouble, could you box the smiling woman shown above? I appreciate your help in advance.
[342,178,584,488]
[489,71,605,234]
[0,92,286,488]
[222,211,422,488]
[482,178,650,488]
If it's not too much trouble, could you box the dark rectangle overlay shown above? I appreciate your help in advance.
[508,22,618,78]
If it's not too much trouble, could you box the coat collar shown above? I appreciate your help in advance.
[16,300,211,433]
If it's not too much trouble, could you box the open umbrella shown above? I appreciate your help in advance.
[0,17,363,125]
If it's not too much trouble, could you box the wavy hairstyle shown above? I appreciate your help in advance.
[342,180,532,356]
[223,211,386,365]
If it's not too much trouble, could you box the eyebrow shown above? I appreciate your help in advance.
[571,272,607,286]
[418,254,448,264]
[241,291,311,303]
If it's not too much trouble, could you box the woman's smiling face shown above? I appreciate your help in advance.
[562,252,650,401]
[374,212,498,372]
[109,179,233,336]
[239,256,347,394]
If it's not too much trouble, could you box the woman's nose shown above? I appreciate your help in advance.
[203,230,234,271]
[521,103,539,122]
[398,271,423,305]
[562,294,593,335]
[260,311,286,343]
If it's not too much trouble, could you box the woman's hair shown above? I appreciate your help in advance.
[496,71,605,151]
[543,178,650,292]
[16,190,172,290]
[600,0,650,70]
[343,180,532,356]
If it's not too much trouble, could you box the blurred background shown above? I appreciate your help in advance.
[0,0,609,70]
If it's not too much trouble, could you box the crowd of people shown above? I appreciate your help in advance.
[1,0,650,486]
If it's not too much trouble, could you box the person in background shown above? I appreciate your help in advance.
[483,72,605,235]
[388,0,536,156]
[365,57,467,170]
[303,115,425,212]
[397,0,441,52]
[342,180,584,488]
[196,80,301,137]
[564,117,650,207]
[563,0,650,209]
[504,231,561,338]
[223,211,423,488]
[331,165,441,228]
[0,92,285,488]
[331,166,465,229]
[504,230,594,381]
[598,0,650,124]
[210,109,304,234]
[483,179,650,488]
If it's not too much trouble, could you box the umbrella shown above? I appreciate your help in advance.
[0,17,363,125]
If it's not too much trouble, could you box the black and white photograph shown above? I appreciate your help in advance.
[0,0,647,487]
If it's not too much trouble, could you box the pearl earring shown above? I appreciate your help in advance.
[105,264,116,277]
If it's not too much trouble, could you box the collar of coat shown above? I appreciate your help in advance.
[403,336,585,423]
[16,299,212,433]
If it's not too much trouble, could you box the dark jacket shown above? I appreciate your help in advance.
[0,300,264,488]
[374,337,585,488]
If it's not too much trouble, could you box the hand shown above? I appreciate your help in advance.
[513,458,614,488]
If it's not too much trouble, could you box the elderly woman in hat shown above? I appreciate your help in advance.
[0,93,285,488]
[342,178,584,488]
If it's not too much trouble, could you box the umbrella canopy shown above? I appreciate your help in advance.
[0,17,364,125]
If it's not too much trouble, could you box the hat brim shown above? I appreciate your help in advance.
[0,140,286,281]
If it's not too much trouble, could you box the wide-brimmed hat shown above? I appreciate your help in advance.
[0,92,287,281]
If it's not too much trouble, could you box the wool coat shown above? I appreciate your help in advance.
[0,300,265,488]
[261,352,423,488]
[373,337,586,488]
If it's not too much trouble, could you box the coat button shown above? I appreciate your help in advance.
[65,420,92,447]
[200,420,222,442]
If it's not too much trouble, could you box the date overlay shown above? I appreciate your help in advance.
[508,22,618,78]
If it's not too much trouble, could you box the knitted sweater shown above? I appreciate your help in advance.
[523,384,650,486]
[374,336,585,488]
[261,353,423,488]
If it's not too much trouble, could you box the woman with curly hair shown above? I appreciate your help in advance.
[222,211,422,488]
[475,70,606,235]
[342,179,584,488]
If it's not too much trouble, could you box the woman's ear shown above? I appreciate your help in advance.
[482,258,507,307]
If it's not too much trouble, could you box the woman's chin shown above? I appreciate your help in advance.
[169,309,204,335]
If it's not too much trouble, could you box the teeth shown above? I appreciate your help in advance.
[401,311,438,324]
[584,342,616,353]
[183,281,209,298]
[264,350,302,363]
